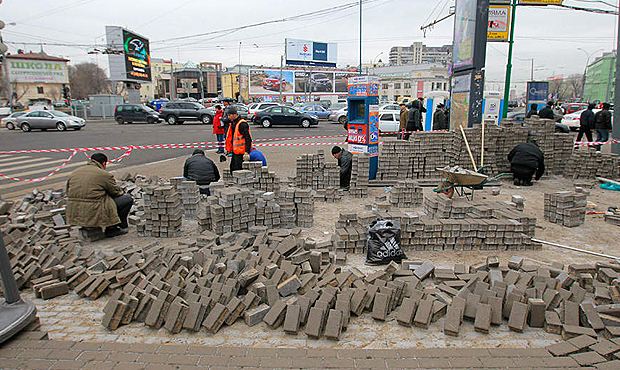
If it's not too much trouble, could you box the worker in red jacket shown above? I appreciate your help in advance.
[212,105,225,154]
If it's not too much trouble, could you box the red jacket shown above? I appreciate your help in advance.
[212,110,225,135]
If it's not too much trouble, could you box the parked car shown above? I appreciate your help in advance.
[159,101,213,125]
[16,110,86,132]
[562,103,588,115]
[262,77,287,91]
[248,102,279,116]
[509,111,570,133]
[310,73,333,92]
[252,106,319,128]
[1,111,27,130]
[300,104,331,119]
[379,104,400,113]
[204,104,251,122]
[377,112,400,133]
[0,106,12,118]
[328,107,348,124]
[114,104,160,124]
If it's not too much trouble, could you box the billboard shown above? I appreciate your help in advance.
[452,0,489,72]
[285,38,337,67]
[487,5,511,42]
[249,68,349,95]
[518,0,562,4]
[105,26,152,83]
[526,81,549,105]
[6,58,69,84]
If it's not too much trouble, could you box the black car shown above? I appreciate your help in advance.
[204,104,251,121]
[252,106,319,128]
[160,101,213,125]
[114,104,160,124]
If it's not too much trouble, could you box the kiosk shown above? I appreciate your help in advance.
[346,76,380,180]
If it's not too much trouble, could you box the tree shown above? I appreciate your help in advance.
[68,62,110,99]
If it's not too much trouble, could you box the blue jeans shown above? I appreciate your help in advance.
[596,129,609,151]
[216,134,225,152]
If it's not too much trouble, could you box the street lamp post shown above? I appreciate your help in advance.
[577,48,604,101]
[367,52,383,74]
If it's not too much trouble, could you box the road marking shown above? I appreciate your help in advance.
[0,156,35,164]
[0,162,118,191]
[0,158,70,173]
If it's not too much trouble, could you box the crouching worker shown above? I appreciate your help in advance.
[66,153,133,238]
[507,142,545,186]
[183,149,220,195]
[331,145,353,189]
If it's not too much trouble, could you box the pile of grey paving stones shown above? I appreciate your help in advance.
[544,191,588,228]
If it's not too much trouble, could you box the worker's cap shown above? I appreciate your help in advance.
[227,106,238,115]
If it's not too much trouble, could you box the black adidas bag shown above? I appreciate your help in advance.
[365,219,406,265]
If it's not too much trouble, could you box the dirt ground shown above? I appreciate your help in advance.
[19,142,620,349]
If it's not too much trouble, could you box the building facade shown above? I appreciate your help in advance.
[1,51,70,107]
[389,42,452,66]
[584,52,616,103]
[139,58,183,101]
[369,64,450,103]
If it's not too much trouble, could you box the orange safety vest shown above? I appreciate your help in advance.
[225,120,248,155]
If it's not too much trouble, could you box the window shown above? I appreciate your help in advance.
[394,83,401,89]
[404,83,411,89]
[380,114,393,121]
[37,86,44,94]
[269,107,282,113]
[382,84,389,89]
[284,107,297,115]
[116,106,124,112]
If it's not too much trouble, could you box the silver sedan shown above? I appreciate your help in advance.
[1,111,27,130]
[16,110,86,132]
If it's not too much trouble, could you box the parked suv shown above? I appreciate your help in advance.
[160,101,213,125]
[114,104,160,124]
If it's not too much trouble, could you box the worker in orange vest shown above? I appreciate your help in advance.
[224,106,252,174]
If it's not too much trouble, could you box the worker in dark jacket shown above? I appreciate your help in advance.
[433,103,448,130]
[331,146,353,189]
[183,149,220,194]
[538,101,555,120]
[405,99,422,139]
[576,103,596,144]
[507,142,545,186]
[594,102,613,151]
[525,103,538,118]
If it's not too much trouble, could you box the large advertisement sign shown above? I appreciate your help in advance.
[6,58,69,83]
[123,29,151,82]
[487,5,511,42]
[518,0,562,4]
[452,0,477,71]
[250,68,348,95]
[285,38,337,67]
[105,26,151,83]
[347,76,379,97]
[526,81,549,105]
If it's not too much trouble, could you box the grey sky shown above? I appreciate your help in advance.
[1,0,617,88]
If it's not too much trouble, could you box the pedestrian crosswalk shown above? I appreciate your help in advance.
[0,154,117,199]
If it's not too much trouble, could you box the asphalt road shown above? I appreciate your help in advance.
[0,119,344,198]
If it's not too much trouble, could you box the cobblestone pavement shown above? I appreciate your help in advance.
[3,330,619,369]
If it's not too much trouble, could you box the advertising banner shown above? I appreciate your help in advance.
[526,81,549,105]
[6,58,69,84]
[347,123,368,145]
[368,105,380,145]
[416,81,424,98]
[335,72,357,93]
[487,5,511,42]
[249,69,294,95]
[285,38,338,67]
[518,0,562,4]
[348,144,368,154]
[452,0,477,71]
[347,76,379,97]
[123,29,152,82]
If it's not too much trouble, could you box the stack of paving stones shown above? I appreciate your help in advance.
[242,161,281,193]
[170,177,200,219]
[565,147,620,179]
[552,134,575,176]
[377,140,414,181]
[314,187,342,203]
[526,118,557,174]
[332,212,368,254]
[494,121,530,173]
[544,191,587,227]
[349,154,369,198]
[295,152,324,189]
[604,213,620,227]
[202,186,257,234]
[453,126,503,175]
[390,179,423,208]
[294,188,314,228]
[137,185,183,237]
[279,187,298,229]
[408,132,459,178]
[255,191,281,228]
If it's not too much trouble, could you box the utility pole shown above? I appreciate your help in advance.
[501,0,517,119]
[238,42,242,101]
[359,0,362,75]
[279,55,283,103]
[0,23,12,108]
[612,7,620,155]
[530,59,534,81]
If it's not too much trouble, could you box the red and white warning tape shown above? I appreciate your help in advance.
[573,139,619,146]
[0,150,79,183]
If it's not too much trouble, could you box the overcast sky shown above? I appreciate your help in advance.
[1,0,617,89]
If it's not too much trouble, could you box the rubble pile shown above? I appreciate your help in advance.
[544,191,587,228]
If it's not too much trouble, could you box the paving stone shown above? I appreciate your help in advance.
[282,304,301,334]
[570,351,607,366]
[324,309,344,340]
[202,303,229,334]
[413,298,434,329]
[371,292,390,321]
[474,303,491,334]
[508,301,528,332]
[263,300,287,329]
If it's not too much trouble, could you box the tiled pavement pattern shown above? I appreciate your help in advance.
[2,331,620,369]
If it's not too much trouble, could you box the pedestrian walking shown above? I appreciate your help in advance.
[525,103,538,118]
[212,105,225,154]
[538,101,555,120]
[594,102,613,151]
[576,103,595,145]
[225,106,252,174]
[398,103,408,139]
[432,103,448,130]
[404,99,422,140]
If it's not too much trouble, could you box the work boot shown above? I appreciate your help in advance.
[105,226,128,238]
[513,178,521,186]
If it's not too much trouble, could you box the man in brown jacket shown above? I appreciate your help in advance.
[399,103,408,139]
[66,153,133,238]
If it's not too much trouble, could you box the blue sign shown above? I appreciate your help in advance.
[313,42,328,61]
[527,81,549,104]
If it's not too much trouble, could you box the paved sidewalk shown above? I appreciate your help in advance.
[2,330,619,369]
